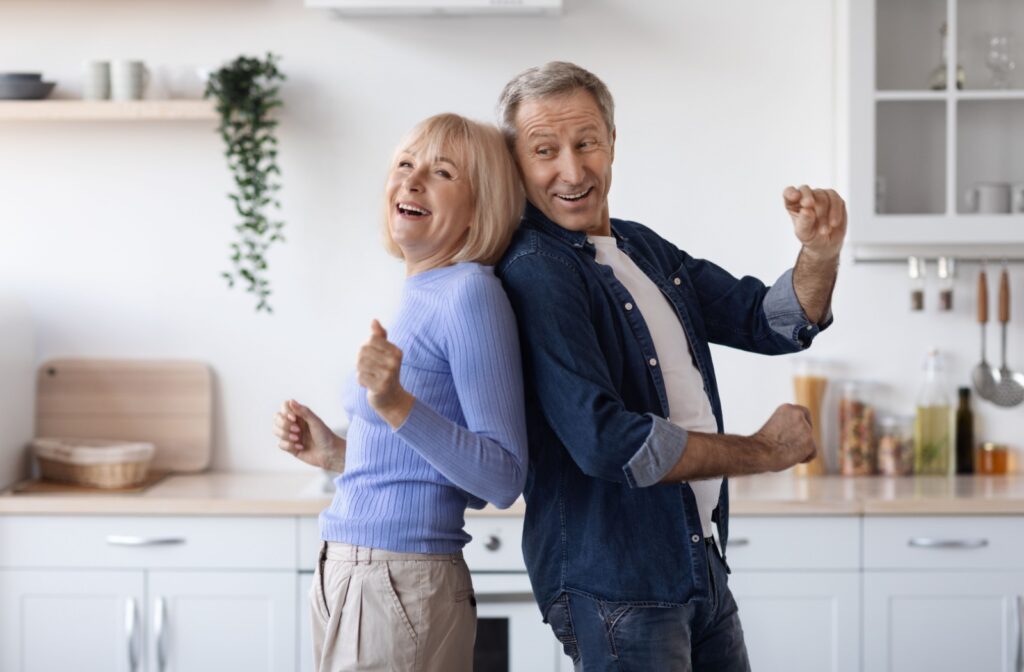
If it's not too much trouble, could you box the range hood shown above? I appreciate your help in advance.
[305,0,562,16]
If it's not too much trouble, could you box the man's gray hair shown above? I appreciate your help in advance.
[497,61,615,148]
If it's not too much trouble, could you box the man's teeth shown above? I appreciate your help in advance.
[398,204,429,215]
[556,189,591,202]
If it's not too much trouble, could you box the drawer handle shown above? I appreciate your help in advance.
[107,535,186,547]
[907,537,988,549]
[728,537,750,548]
[484,535,502,552]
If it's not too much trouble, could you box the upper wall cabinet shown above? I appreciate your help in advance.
[842,0,1024,260]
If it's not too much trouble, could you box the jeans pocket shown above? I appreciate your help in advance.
[545,593,580,663]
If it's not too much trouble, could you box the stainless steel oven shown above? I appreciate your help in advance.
[463,516,570,672]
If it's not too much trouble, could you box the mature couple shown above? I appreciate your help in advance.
[272,61,845,672]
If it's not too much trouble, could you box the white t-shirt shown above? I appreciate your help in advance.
[590,235,721,537]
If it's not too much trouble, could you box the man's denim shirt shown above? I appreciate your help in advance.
[496,203,831,618]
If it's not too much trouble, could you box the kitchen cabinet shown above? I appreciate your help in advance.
[0,569,145,672]
[863,515,1024,672]
[864,572,1024,671]
[726,517,861,672]
[298,572,315,672]
[4,481,1024,672]
[145,571,296,672]
[840,0,1024,259]
[0,515,299,672]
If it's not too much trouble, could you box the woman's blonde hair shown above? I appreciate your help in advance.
[382,113,524,266]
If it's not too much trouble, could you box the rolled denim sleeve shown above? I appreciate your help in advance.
[623,415,688,488]
[763,268,833,349]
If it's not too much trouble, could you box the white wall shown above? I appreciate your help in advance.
[1,0,1019,472]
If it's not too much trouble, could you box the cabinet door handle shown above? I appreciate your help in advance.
[484,535,502,552]
[107,535,186,547]
[907,537,988,549]
[728,537,750,547]
[155,596,168,672]
[125,598,139,672]
[1016,595,1023,672]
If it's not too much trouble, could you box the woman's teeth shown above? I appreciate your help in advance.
[398,204,429,216]
[556,188,591,202]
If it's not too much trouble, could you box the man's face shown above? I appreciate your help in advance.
[512,90,615,237]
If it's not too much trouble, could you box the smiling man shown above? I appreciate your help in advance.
[495,62,846,671]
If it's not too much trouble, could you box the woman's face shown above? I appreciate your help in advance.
[385,139,474,273]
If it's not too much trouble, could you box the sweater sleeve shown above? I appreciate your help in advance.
[393,270,528,509]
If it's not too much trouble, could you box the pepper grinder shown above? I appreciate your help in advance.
[909,256,926,311]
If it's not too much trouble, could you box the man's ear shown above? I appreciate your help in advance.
[610,128,616,162]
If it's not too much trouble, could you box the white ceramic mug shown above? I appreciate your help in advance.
[110,60,150,101]
[1013,183,1024,213]
[83,61,110,100]
[965,182,1012,214]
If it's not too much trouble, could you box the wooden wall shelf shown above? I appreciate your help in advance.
[0,100,217,121]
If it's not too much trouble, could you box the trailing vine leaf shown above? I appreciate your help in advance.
[205,53,286,313]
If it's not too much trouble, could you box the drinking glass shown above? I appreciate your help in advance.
[986,34,1016,89]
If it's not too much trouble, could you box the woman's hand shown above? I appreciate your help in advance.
[272,399,345,472]
[357,320,414,429]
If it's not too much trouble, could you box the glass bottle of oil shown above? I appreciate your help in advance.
[914,349,952,475]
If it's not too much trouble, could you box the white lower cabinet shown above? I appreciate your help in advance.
[0,515,299,672]
[299,571,314,672]
[729,572,861,672]
[146,570,296,672]
[0,569,145,672]
[863,516,1024,672]
[864,571,1024,672]
[6,510,1024,672]
[726,516,861,672]
[0,568,295,672]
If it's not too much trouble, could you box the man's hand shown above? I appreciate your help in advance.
[659,403,818,483]
[750,403,818,472]
[357,320,414,429]
[784,185,847,261]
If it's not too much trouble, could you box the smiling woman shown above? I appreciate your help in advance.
[382,113,524,273]
[271,112,527,672]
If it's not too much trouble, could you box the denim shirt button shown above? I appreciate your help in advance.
[673,278,681,285]
[625,302,633,311]
[649,358,658,367]
[691,534,700,543]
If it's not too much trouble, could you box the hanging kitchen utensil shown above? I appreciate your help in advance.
[989,266,1024,407]
[972,264,999,400]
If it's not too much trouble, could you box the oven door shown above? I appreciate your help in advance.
[472,572,568,672]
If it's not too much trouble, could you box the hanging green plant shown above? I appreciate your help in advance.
[205,53,286,313]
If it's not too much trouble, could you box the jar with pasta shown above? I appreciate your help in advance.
[839,381,876,476]
[877,415,914,476]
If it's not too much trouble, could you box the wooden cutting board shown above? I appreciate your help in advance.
[35,359,213,472]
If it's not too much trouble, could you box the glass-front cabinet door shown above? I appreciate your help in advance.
[844,0,1024,259]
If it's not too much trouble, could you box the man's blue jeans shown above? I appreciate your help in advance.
[545,539,750,672]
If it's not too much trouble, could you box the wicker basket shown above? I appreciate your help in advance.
[32,437,155,489]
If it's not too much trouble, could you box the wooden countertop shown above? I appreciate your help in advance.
[0,471,526,517]
[728,472,1024,515]
[1,471,1023,516]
